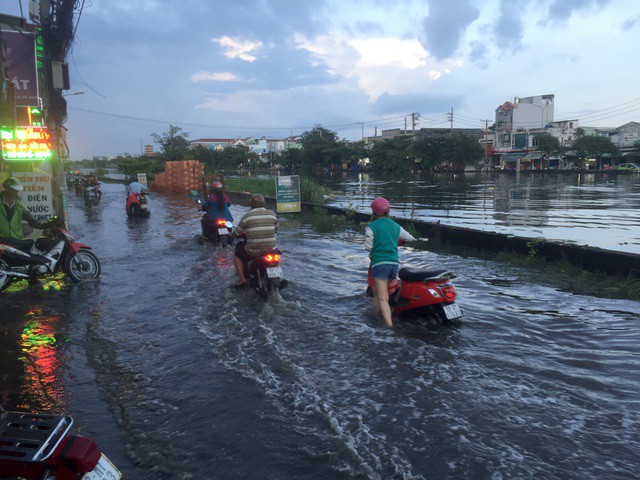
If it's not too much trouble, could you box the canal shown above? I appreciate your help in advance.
[320,171,640,255]
[1,181,639,479]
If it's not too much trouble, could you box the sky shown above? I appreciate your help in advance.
[2,0,640,159]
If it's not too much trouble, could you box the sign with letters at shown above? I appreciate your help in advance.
[13,172,54,222]
[275,175,301,213]
[137,173,148,187]
[3,30,39,106]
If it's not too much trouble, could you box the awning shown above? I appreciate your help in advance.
[521,152,544,161]
[503,152,526,162]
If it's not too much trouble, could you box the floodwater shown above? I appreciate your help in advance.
[1,182,639,479]
[321,172,640,255]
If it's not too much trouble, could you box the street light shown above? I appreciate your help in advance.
[62,91,84,97]
[532,102,548,128]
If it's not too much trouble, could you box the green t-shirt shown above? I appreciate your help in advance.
[368,217,401,267]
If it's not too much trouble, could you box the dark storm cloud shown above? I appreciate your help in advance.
[545,0,612,23]
[421,0,480,60]
[372,92,461,115]
[493,0,527,52]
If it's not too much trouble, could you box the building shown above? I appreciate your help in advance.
[189,138,236,150]
[494,94,555,151]
[546,120,579,148]
[610,122,640,149]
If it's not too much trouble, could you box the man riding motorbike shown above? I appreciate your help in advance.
[126,175,148,195]
[228,194,278,288]
[0,177,42,248]
[201,181,233,239]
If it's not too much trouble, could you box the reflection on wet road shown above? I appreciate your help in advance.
[1,182,639,479]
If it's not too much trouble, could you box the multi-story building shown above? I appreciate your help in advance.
[610,122,640,148]
[546,120,579,148]
[494,94,555,151]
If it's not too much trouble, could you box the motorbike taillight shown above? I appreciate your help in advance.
[438,282,456,300]
[263,253,280,264]
[215,219,228,226]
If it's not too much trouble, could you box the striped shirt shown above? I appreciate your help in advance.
[234,207,279,255]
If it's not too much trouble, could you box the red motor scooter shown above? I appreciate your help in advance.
[126,192,150,217]
[366,264,462,325]
[0,407,121,479]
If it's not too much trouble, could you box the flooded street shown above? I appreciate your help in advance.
[1,182,640,479]
[323,172,640,255]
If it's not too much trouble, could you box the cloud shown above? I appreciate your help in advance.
[421,0,480,59]
[494,0,527,52]
[372,92,462,115]
[214,36,263,62]
[622,15,640,30]
[545,0,612,23]
[191,72,239,82]
[350,38,428,69]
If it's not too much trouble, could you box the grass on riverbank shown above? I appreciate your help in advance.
[224,177,331,205]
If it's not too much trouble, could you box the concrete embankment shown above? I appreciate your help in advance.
[227,191,640,279]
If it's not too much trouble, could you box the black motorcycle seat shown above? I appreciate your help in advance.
[399,267,451,282]
[0,237,34,253]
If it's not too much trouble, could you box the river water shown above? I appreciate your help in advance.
[1,182,639,479]
[320,172,640,255]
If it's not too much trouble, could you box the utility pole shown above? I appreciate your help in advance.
[356,122,364,140]
[448,108,454,132]
[411,112,419,137]
[484,119,489,161]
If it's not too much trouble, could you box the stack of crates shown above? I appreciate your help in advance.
[153,160,205,193]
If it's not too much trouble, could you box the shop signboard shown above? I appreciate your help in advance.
[12,172,54,221]
[1,126,53,161]
[137,173,148,187]
[275,175,301,213]
[3,30,39,107]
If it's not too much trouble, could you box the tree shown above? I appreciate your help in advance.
[572,135,619,168]
[299,126,341,172]
[151,125,191,162]
[113,155,163,180]
[412,134,484,170]
[534,133,561,155]
[369,136,415,174]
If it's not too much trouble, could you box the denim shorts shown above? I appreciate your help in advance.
[371,263,399,280]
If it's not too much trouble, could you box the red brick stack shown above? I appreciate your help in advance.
[152,160,205,194]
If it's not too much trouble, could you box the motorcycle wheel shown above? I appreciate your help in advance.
[220,235,228,248]
[0,259,12,292]
[255,271,271,299]
[130,204,141,217]
[65,249,101,283]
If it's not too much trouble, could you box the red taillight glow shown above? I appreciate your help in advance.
[216,219,228,226]
[438,283,456,300]
[263,253,281,264]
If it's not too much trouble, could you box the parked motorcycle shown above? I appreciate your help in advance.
[197,199,233,246]
[83,185,101,207]
[366,265,462,325]
[126,192,150,217]
[237,238,287,299]
[0,217,101,292]
[0,406,121,479]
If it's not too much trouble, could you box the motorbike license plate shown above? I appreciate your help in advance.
[266,266,283,278]
[141,204,148,210]
[443,303,462,320]
[217,228,228,235]
[82,453,122,480]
